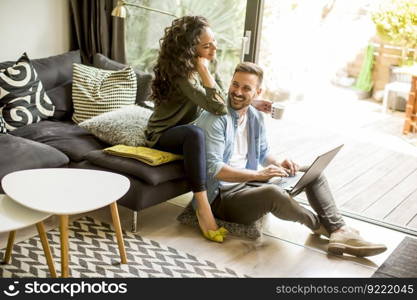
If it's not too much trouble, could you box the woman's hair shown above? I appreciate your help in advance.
[151,16,210,105]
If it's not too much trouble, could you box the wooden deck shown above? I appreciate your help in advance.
[265,87,417,233]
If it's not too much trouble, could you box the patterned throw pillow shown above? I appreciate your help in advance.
[103,145,183,166]
[0,53,55,131]
[177,202,264,240]
[0,114,7,134]
[79,105,152,146]
[71,63,137,124]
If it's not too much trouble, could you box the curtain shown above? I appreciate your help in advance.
[70,0,126,64]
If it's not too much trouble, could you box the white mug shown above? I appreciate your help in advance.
[271,103,285,120]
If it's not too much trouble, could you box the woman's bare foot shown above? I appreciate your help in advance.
[196,206,218,232]
[194,191,218,233]
[194,191,228,242]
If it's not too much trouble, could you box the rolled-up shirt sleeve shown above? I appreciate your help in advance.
[176,77,227,116]
[197,114,227,178]
[259,113,270,166]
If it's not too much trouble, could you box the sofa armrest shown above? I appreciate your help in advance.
[0,135,69,192]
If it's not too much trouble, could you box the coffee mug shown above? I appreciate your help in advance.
[271,103,285,120]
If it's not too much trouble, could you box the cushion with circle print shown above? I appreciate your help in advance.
[0,114,7,133]
[0,53,55,131]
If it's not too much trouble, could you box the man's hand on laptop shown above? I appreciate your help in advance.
[256,165,289,182]
[280,159,299,176]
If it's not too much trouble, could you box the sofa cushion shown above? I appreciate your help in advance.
[85,150,186,185]
[0,134,69,192]
[0,53,55,131]
[92,53,154,109]
[72,63,137,124]
[32,50,81,120]
[9,120,108,162]
[45,82,73,120]
[104,145,183,166]
[79,105,152,146]
[70,160,191,211]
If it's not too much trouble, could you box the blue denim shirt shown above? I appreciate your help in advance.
[195,104,270,205]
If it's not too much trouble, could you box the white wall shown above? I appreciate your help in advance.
[0,0,71,61]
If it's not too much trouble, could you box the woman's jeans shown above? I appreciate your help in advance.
[154,124,206,193]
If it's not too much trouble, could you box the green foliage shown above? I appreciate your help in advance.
[372,0,417,49]
[354,44,375,92]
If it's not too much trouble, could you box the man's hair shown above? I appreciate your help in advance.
[233,62,264,86]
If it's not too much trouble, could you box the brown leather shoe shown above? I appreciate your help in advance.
[328,230,387,257]
[312,224,330,238]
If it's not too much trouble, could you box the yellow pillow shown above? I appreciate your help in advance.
[104,145,183,166]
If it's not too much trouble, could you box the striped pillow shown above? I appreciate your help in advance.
[71,63,137,124]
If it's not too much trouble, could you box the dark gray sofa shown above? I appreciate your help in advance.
[0,50,190,231]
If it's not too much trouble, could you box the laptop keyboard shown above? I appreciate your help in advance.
[272,172,304,189]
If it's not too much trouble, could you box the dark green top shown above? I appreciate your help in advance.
[144,73,228,147]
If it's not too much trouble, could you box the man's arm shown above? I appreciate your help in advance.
[263,154,299,176]
[216,163,290,182]
[197,113,228,179]
[263,154,281,167]
[215,165,258,182]
[259,113,298,176]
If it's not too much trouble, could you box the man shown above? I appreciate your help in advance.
[196,62,387,257]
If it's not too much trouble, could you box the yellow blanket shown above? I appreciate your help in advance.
[104,145,183,166]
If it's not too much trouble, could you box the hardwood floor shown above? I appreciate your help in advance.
[87,194,406,278]
[0,192,408,278]
[265,89,417,233]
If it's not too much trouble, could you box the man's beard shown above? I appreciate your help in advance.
[229,92,251,110]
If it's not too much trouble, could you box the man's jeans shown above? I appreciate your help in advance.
[211,171,346,233]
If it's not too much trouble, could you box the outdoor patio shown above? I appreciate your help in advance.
[265,83,417,234]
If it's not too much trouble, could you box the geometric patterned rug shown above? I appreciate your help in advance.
[0,217,246,278]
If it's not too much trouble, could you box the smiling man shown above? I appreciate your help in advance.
[195,62,387,257]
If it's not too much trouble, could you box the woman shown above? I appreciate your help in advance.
[145,16,269,243]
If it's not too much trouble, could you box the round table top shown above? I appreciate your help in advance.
[0,194,51,233]
[1,168,130,215]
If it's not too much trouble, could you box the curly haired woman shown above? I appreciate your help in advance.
[145,16,269,243]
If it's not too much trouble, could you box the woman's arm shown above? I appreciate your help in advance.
[196,57,216,89]
[176,74,227,115]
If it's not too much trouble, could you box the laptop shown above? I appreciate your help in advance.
[249,144,344,195]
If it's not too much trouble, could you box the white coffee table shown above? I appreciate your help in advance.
[0,194,56,277]
[2,168,130,278]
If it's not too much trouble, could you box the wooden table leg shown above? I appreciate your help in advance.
[36,222,57,278]
[110,202,127,264]
[59,215,69,278]
[2,230,16,264]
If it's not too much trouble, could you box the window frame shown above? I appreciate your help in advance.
[243,0,264,63]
